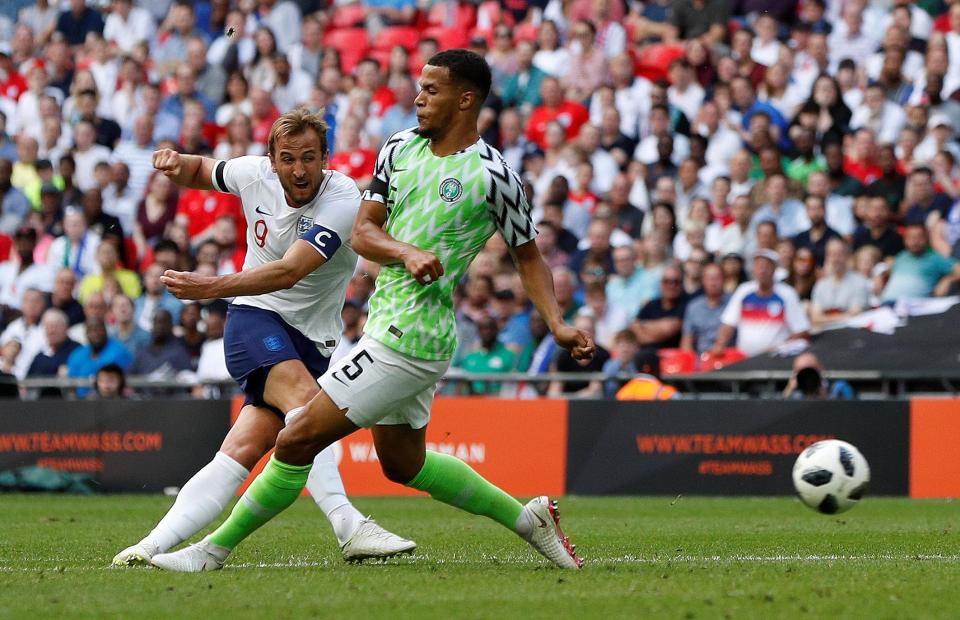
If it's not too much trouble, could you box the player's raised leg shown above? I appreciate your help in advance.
[149,390,360,572]
[373,424,582,569]
[112,404,278,566]
[262,359,416,559]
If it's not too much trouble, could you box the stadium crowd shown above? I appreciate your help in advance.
[2,0,960,399]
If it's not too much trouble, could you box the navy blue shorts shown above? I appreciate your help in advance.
[224,304,330,418]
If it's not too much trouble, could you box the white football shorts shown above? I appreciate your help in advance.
[318,335,450,429]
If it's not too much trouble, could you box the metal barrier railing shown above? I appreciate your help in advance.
[2,368,959,399]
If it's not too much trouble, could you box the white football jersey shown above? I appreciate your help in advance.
[211,156,359,355]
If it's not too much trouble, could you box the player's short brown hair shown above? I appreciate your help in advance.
[268,107,329,158]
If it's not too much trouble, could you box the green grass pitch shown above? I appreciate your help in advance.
[0,495,958,619]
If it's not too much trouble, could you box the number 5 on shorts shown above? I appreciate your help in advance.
[338,349,374,382]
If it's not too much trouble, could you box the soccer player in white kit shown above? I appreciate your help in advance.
[112,109,414,566]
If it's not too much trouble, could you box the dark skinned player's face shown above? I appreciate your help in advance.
[415,65,471,140]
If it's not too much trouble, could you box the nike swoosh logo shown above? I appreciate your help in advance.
[332,371,346,386]
[255,205,272,216]
[534,513,548,528]
[392,167,408,173]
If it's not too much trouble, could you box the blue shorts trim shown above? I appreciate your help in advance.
[224,304,330,417]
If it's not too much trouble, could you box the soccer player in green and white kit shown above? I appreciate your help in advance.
[151,49,595,572]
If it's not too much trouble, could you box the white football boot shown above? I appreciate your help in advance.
[519,496,583,569]
[340,518,417,562]
[112,540,161,567]
[150,540,230,572]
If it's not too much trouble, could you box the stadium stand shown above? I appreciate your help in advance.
[1,0,960,401]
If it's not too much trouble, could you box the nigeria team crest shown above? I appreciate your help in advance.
[439,178,463,202]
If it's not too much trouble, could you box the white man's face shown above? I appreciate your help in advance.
[44,315,68,346]
[825,241,847,269]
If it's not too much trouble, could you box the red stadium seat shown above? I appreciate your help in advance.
[331,4,367,28]
[475,0,513,36]
[422,26,468,50]
[658,349,697,375]
[323,27,369,51]
[427,2,476,31]
[368,47,392,71]
[699,348,748,371]
[634,43,686,82]
[513,22,538,43]
[323,28,370,73]
[373,26,421,52]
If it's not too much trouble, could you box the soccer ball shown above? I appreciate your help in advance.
[792,439,870,514]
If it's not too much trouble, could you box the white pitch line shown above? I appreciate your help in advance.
[0,554,958,573]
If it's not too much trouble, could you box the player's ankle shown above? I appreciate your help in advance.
[327,503,364,543]
[514,509,534,539]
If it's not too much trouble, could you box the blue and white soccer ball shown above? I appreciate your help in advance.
[792,439,871,514]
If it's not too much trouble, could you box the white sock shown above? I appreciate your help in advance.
[515,508,535,540]
[305,444,364,544]
[143,451,250,552]
[284,406,305,425]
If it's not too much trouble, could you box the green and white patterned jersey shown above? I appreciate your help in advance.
[361,128,536,361]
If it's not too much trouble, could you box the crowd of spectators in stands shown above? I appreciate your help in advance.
[2,0,960,399]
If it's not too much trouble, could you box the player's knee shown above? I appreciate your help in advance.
[293,381,320,406]
[220,439,271,471]
[275,423,316,457]
[379,460,417,485]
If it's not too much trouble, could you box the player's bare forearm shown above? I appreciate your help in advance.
[352,200,412,264]
[162,241,325,299]
[512,241,564,331]
[152,149,217,190]
[353,200,443,285]
[512,240,596,361]
[711,324,735,354]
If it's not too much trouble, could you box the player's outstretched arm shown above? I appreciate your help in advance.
[352,199,444,286]
[160,240,327,299]
[152,148,218,190]
[511,240,595,362]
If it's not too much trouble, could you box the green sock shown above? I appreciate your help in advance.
[207,455,311,550]
[407,451,523,532]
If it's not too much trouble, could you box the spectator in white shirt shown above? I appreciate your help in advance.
[851,84,906,145]
[111,115,155,200]
[728,149,756,198]
[866,26,925,83]
[751,174,810,240]
[615,58,653,141]
[207,9,255,72]
[270,53,312,113]
[71,121,112,192]
[576,124,619,195]
[829,4,879,72]
[256,0,302,54]
[719,195,754,258]
[46,208,101,278]
[667,58,705,125]
[635,105,690,165]
[810,238,871,328]
[533,20,570,78]
[103,0,156,53]
[0,227,55,312]
[193,306,230,398]
[0,288,47,379]
[697,101,742,181]
[751,13,785,67]
[881,1,933,42]
[286,15,324,82]
[711,249,811,357]
[102,163,140,235]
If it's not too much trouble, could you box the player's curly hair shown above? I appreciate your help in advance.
[268,107,329,158]
[426,49,492,105]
